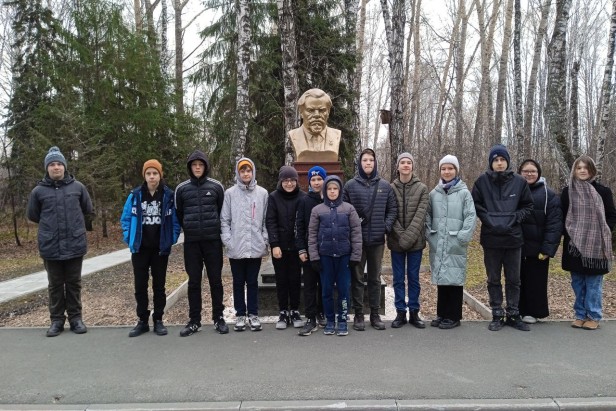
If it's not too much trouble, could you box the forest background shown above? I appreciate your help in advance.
[0,0,615,245]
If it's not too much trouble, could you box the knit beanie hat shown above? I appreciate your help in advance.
[396,152,414,168]
[488,144,511,170]
[439,155,460,173]
[518,159,542,179]
[237,159,253,171]
[143,159,163,178]
[44,146,67,170]
[278,165,299,181]
[307,166,327,187]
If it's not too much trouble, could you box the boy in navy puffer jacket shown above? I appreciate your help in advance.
[308,176,362,336]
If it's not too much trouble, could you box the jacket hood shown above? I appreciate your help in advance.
[357,148,379,180]
[235,157,257,190]
[41,172,74,186]
[323,175,343,207]
[186,150,210,180]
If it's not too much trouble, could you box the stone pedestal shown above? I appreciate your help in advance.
[292,161,344,191]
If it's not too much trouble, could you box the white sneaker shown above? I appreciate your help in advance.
[290,310,304,328]
[248,314,262,331]
[521,315,537,324]
[276,311,289,330]
[234,316,246,331]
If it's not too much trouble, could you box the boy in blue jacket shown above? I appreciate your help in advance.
[121,159,181,337]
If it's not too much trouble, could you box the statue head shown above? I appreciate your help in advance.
[298,88,332,136]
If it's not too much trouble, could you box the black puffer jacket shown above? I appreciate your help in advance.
[27,173,94,260]
[267,183,305,250]
[343,156,397,247]
[175,150,224,242]
[295,191,323,255]
[471,170,533,249]
[520,178,562,257]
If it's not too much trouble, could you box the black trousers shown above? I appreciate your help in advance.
[519,256,550,318]
[184,240,224,322]
[436,285,464,322]
[272,250,302,312]
[301,260,323,319]
[44,257,83,322]
[132,248,169,322]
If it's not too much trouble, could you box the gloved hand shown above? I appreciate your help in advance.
[311,260,322,272]
[350,260,362,269]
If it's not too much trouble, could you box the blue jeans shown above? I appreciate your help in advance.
[571,272,603,321]
[320,255,351,323]
[391,250,422,312]
[230,258,262,316]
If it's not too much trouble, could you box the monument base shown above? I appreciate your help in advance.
[293,161,344,191]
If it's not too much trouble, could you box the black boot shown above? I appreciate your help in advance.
[129,320,150,337]
[391,311,407,328]
[488,316,505,331]
[353,313,365,331]
[408,310,425,329]
[69,318,88,334]
[46,320,64,337]
[370,313,386,330]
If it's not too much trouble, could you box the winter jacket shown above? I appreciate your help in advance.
[342,156,397,246]
[220,158,269,259]
[471,170,533,249]
[295,191,323,255]
[175,150,224,242]
[308,192,362,261]
[266,182,305,251]
[120,184,181,255]
[520,177,563,258]
[27,173,94,260]
[561,182,616,275]
[426,180,477,286]
[387,175,429,252]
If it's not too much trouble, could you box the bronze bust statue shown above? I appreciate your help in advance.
[289,88,341,162]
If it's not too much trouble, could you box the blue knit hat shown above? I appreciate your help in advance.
[488,144,510,170]
[307,166,327,189]
[44,146,67,170]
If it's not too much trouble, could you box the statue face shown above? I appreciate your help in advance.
[301,96,330,135]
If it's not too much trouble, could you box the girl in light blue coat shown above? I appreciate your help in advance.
[426,155,476,329]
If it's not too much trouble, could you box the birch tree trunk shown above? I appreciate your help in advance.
[523,0,551,158]
[174,0,188,116]
[570,61,580,156]
[233,0,251,162]
[595,0,616,178]
[345,0,361,160]
[134,0,142,32]
[380,0,406,180]
[277,0,299,165]
[512,0,524,161]
[546,0,574,174]
[355,0,369,156]
[494,0,513,144]
[408,0,421,146]
[454,0,473,149]
[161,0,168,72]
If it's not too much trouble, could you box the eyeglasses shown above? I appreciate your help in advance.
[282,179,297,184]
[521,170,538,175]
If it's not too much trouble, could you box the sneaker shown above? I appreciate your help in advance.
[391,311,407,328]
[214,317,229,334]
[179,321,201,337]
[248,314,262,331]
[488,316,504,331]
[430,317,443,328]
[276,311,290,330]
[323,321,336,335]
[152,320,167,336]
[234,316,247,331]
[316,313,327,328]
[336,322,348,336]
[506,315,530,331]
[438,319,461,330]
[571,319,586,329]
[582,320,600,330]
[69,319,88,334]
[46,320,65,337]
[353,313,365,331]
[370,313,386,330]
[298,318,318,336]
[522,315,537,324]
[290,310,304,328]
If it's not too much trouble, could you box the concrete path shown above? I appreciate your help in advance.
[1,321,615,410]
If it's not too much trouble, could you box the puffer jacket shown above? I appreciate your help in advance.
[387,174,429,252]
[295,191,323,255]
[220,158,269,259]
[342,155,397,246]
[266,179,305,250]
[308,188,362,261]
[120,184,181,255]
[471,170,533,248]
[521,177,562,257]
[27,173,94,260]
[426,180,477,286]
[175,150,224,242]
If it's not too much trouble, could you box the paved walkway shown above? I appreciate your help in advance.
[1,321,615,410]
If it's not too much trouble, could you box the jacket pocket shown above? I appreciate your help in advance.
[485,212,516,233]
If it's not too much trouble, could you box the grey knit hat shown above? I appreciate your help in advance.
[396,152,414,168]
[439,155,460,173]
[44,146,67,170]
[278,165,298,181]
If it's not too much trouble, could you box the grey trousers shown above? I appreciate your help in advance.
[484,247,521,317]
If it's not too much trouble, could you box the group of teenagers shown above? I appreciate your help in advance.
[28,143,615,338]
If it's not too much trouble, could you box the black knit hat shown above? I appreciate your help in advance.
[278,165,298,181]
[488,144,511,170]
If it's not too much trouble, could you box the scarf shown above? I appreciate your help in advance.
[566,176,613,270]
[439,176,460,193]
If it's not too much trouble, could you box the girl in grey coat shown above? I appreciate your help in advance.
[426,155,476,329]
